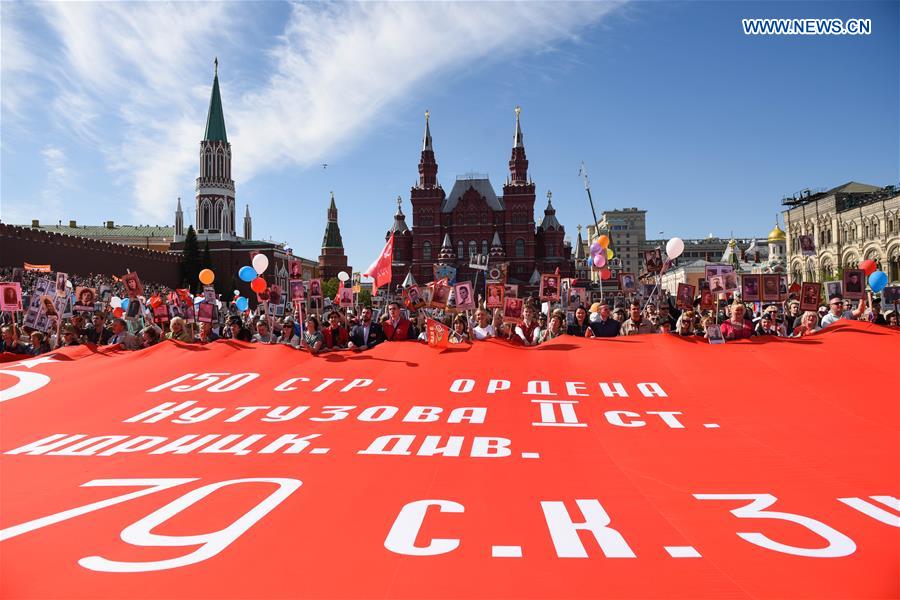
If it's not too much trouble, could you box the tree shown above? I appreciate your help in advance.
[201,239,213,271]
[180,226,201,287]
[321,278,339,300]
[357,288,372,307]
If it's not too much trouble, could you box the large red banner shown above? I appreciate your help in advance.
[1,321,897,599]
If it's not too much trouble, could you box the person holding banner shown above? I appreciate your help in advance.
[513,303,542,346]
[199,321,219,343]
[28,331,51,355]
[720,302,754,340]
[567,306,594,337]
[166,317,194,343]
[83,313,112,345]
[791,311,821,337]
[349,306,385,350]
[300,316,325,354]
[471,308,496,340]
[620,301,655,336]
[322,311,350,350]
[1,325,29,354]
[383,302,416,341]
[539,311,565,343]
[821,295,866,328]
[107,318,140,350]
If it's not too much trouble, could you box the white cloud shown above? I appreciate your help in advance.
[232,2,624,179]
[6,1,624,224]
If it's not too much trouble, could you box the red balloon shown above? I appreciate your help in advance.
[113,307,124,318]
[250,277,267,293]
[858,259,877,275]
[600,268,612,281]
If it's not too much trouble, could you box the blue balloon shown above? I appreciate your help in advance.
[236,296,249,312]
[120,297,130,310]
[238,266,256,282]
[868,270,888,293]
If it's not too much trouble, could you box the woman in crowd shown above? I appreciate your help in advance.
[719,302,754,340]
[140,326,160,348]
[450,314,469,343]
[166,317,193,343]
[791,311,821,337]
[539,311,565,343]
[567,306,593,337]
[675,311,696,336]
[471,308,495,340]
[301,315,324,354]
[29,331,51,355]
[228,317,254,342]
[322,311,349,350]
[276,317,298,347]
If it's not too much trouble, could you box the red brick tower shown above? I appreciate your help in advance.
[318,192,351,280]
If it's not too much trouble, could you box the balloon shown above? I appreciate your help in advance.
[236,296,249,312]
[194,296,203,305]
[238,266,256,282]
[592,253,606,268]
[113,307,124,318]
[120,298,130,310]
[252,253,269,274]
[598,235,610,249]
[600,268,612,281]
[199,268,215,285]
[858,259,877,276]
[589,242,601,255]
[251,277,267,293]
[868,270,888,293]
[586,258,593,268]
[233,289,240,296]
[606,248,614,260]
[337,271,350,282]
[666,237,685,259]
[109,296,122,309]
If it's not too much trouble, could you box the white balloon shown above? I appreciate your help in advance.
[337,271,350,282]
[666,237,685,259]
[109,296,122,309]
[252,253,269,274]
[233,289,240,296]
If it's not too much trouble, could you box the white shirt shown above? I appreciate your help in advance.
[472,323,495,340]
[820,310,854,327]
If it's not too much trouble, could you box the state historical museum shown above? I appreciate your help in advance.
[386,108,573,290]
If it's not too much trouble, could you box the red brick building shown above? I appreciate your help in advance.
[388,108,573,291]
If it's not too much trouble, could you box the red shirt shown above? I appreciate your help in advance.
[720,319,754,340]
[323,326,349,348]
[383,318,413,341]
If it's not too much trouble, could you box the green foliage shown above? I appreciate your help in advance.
[180,226,201,288]
[357,288,372,307]
[201,239,213,270]
[321,278,339,300]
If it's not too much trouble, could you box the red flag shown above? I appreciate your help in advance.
[334,279,344,304]
[364,232,394,290]
[425,317,469,348]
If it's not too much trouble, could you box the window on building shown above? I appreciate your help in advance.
[515,238,525,258]
[481,240,488,255]
[458,241,464,258]
[469,240,477,257]
[423,241,432,261]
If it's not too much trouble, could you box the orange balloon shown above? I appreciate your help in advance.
[250,277,267,293]
[598,235,610,249]
[199,268,215,285]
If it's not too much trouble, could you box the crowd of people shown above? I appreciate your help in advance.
[0,267,896,357]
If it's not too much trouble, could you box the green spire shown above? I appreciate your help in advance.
[203,58,228,142]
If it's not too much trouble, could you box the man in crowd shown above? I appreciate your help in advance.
[620,300,656,336]
[349,306,385,350]
[382,301,416,341]
[107,318,140,350]
[589,300,620,337]
[821,295,866,327]
[1,325,29,354]
[83,312,112,345]
[253,320,275,344]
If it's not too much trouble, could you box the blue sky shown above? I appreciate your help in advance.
[2,1,897,269]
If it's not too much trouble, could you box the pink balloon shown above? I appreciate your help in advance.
[590,242,602,255]
[592,253,606,268]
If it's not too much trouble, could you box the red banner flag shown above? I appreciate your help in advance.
[23,262,51,272]
[0,321,896,599]
[364,232,394,290]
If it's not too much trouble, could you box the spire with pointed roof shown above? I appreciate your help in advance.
[540,190,560,230]
[437,233,456,264]
[423,110,433,151]
[388,195,410,237]
[574,225,585,260]
[319,192,351,279]
[322,192,344,248]
[174,196,184,237]
[243,203,252,240]
[418,110,438,188]
[508,105,529,184]
[204,58,228,142]
[402,270,417,288]
[489,229,506,258]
